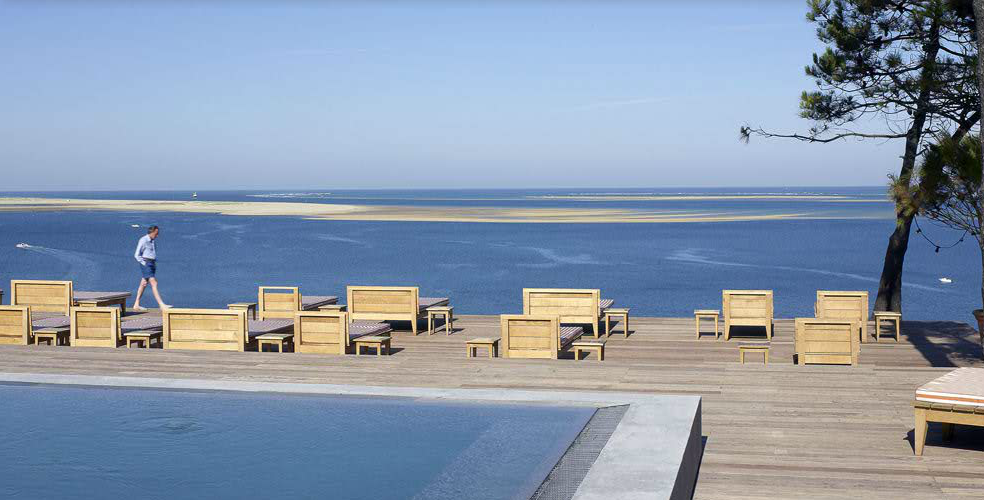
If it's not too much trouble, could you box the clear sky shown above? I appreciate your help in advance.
[0,1,903,190]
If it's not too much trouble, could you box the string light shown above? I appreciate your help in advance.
[913,217,967,254]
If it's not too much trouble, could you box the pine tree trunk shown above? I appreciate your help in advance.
[873,18,941,314]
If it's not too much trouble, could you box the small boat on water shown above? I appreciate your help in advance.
[939,277,952,284]
[131,224,140,228]
[192,192,198,198]
[15,243,31,249]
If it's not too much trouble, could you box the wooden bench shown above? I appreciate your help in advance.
[353,335,391,356]
[427,306,453,335]
[124,330,162,348]
[347,286,448,336]
[257,332,293,353]
[34,327,70,346]
[816,291,869,343]
[162,309,251,351]
[738,342,769,364]
[874,311,901,342]
[500,315,583,359]
[604,308,629,337]
[914,368,984,455]
[794,318,860,366]
[694,309,720,340]
[256,286,337,320]
[723,290,773,340]
[572,339,605,361]
[466,337,499,358]
[523,288,609,338]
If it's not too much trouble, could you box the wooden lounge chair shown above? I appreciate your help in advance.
[161,308,293,351]
[10,280,73,316]
[499,314,584,359]
[815,291,869,343]
[522,288,614,338]
[256,286,338,320]
[722,290,774,340]
[346,286,449,335]
[0,306,31,345]
[293,311,393,355]
[794,318,860,366]
[69,307,163,348]
[913,368,984,455]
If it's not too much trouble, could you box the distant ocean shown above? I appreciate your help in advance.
[0,188,977,322]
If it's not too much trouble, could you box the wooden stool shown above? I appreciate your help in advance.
[34,327,70,346]
[694,309,720,340]
[427,306,454,335]
[572,340,605,361]
[604,308,630,337]
[873,311,901,342]
[227,302,258,320]
[354,335,391,356]
[739,342,769,364]
[125,330,162,348]
[318,304,346,312]
[257,333,293,352]
[466,337,499,358]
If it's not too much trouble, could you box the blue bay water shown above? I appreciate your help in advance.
[0,188,977,322]
[0,384,593,500]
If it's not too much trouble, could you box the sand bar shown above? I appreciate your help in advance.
[0,196,818,223]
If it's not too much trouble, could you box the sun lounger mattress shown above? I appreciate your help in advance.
[121,315,164,333]
[599,299,614,313]
[301,295,338,309]
[73,291,130,301]
[916,367,984,408]
[349,321,392,340]
[418,297,450,311]
[560,326,583,347]
[248,319,294,337]
[32,315,70,329]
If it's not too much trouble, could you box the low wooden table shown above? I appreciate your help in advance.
[318,304,346,313]
[227,302,258,320]
[354,335,391,356]
[124,330,162,348]
[427,306,454,335]
[34,327,70,346]
[75,292,131,316]
[466,337,499,358]
[604,308,630,337]
[694,309,720,340]
[874,311,901,342]
[739,342,769,364]
[572,339,605,361]
[257,332,293,353]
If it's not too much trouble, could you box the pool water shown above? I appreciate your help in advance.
[0,384,594,500]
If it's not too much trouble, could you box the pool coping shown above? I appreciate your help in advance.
[0,372,702,500]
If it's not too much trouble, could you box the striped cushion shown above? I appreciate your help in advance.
[121,315,163,332]
[599,299,614,312]
[418,297,450,311]
[560,326,584,347]
[916,368,984,408]
[248,319,294,337]
[32,315,70,329]
[301,295,338,309]
[349,321,392,340]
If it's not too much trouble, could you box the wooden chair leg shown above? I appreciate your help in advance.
[695,317,700,339]
[895,320,900,342]
[914,408,928,456]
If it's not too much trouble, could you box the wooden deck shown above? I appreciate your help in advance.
[2,314,983,499]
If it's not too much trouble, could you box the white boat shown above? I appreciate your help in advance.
[15,243,31,249]
[192,192,198,198]
[131,224,140,228]
[939,277,952,284]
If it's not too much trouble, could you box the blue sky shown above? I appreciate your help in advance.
[0,1,901,190]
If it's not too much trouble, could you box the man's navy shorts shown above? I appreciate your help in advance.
[140,259,156,279]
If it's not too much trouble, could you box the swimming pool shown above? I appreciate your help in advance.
[0,384,595,500]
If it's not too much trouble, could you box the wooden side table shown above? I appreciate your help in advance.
[694,309,720,340]
[739,342,769,364]
[228,302,258,320]
[257,333,293,353]
[427,306,454,335]
[354,335,391,356]
[604,308,630,337]
[35,327,70,346]
[572,339,605,361]
[125,330,162,348]
[466,337,499,358]
[873,311,901,342]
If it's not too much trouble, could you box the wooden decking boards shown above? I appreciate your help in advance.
[1,314,982,499]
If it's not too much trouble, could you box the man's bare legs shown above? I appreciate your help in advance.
[134,277,167,309]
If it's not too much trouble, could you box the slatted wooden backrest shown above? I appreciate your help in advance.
[346,286,419,318]
[11,280,73,315]
[0,306,30,345]
[258,286,301,320]
[722,290,773,324]
[162,309,247,351]
[795,318,860,366]
[816,291,868,321]
[294,311,348,355]
[522,288,600,325]
[70,306,121,348]
[500,314,560,360]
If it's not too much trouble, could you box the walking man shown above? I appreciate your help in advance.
[133,225,170,310]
